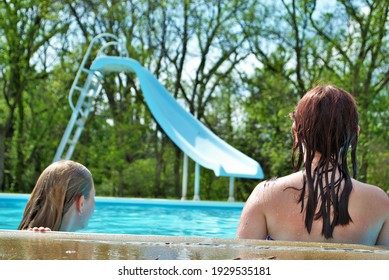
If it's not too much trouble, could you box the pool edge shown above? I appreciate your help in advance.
[0,230,388,260]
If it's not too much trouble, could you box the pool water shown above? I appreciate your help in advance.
[0,194,244,238]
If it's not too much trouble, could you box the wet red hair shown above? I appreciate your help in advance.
[290,85,359,238]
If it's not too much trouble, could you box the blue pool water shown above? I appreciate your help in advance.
[0,194,244,238]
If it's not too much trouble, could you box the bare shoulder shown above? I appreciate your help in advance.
[260,172,303,192]
[352,179,389,197]
[352,179,389,210]
[243,178,280,208]
[249,172,303,203]
[352,181,389,246]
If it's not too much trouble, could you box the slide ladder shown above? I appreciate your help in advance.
[53,34,125,161]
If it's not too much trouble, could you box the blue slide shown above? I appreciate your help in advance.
[90,56,264,179]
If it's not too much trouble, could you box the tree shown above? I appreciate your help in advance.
[241,0,389,189]
[0,0,69,192]
[306,0,389,182]
[1,0,387,199]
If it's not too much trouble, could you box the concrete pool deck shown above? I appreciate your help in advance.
[0,230,388,260]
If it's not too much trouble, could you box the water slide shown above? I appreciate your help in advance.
[89,56,264,180]
[53,34,263,200]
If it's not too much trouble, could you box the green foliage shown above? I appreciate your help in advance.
[242,71,297,179]
[367,139,389,191]
[0,0,388,201]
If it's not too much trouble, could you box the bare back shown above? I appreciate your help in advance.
[236,172,389,246]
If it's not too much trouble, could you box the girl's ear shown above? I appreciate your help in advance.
[357,125,360,136]
[292,121,297,131]
[76,195,85,214]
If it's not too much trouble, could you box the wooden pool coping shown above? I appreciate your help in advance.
[0,230,388,260]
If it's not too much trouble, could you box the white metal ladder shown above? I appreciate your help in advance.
[53,33,126,162]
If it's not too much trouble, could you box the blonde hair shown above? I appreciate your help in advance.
[18,160,93,231]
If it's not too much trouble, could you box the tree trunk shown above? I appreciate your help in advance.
[15,95,25,192]
[358,103,369,183]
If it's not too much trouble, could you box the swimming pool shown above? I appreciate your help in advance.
[0,194,244,238]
